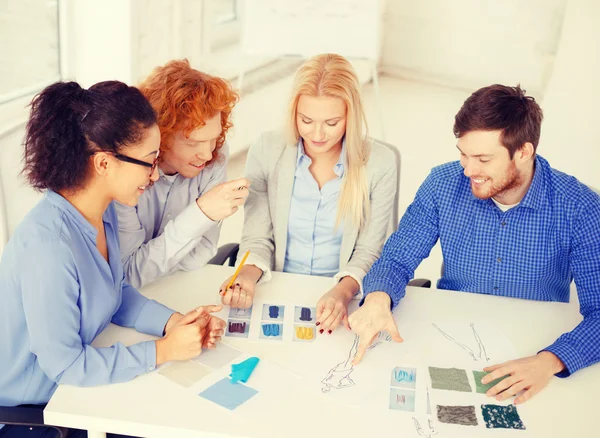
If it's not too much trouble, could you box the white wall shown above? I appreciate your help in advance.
[61,0,134,86]
[0,126,42,241]
[538,0,600,190]
[381,0,566,98]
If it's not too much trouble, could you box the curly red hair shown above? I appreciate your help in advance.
[138,59,238,164]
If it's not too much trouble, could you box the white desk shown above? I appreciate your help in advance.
[44,265,599,437]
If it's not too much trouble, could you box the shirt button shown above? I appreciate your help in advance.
[496,257,502,262]
[501,221,507,226]
[149,366,155,371]
[493,286,499,290]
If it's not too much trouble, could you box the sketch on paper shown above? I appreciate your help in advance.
[229,306,252,319]
[321,332,391,392]
[432,322,490,362]
[412,417,438,437]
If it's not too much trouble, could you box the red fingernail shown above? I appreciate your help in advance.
[316,322,321,326]
[328,330,332,334]
[235,283,240,287]
[319,329,324,334]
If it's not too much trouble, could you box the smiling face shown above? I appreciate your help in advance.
[106,124,161,207]
[457,129,530,201]
[296,94,347,158]
[159,112,222,177]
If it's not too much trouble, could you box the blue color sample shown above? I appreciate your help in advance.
[230,357,260,383]
[199,378,258,410]
[262,323,280,337]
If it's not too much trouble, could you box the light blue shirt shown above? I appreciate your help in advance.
[115,143,228,289]
[0,191,174,410]
[283,140,345,277]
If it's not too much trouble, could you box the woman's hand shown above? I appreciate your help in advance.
[315,277,358,334]
[220,265,263,308]
[156,307,211,364]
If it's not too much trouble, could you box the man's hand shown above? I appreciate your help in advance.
[347,292,403,365]
[196,178,250,221]
[482,351,565,405]
[202,305,225,349]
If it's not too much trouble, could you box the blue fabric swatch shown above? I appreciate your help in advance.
[230,356,260,383]
[262,323,280,337]
[199,377,258,410]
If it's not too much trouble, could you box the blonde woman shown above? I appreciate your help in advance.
[220,54,398,334]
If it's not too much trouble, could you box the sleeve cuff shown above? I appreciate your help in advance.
[361,277,402,309]
[135,300,176,337]
[240,253,272,285]
[333,270,364,300]
[172,201,217,240]
[143,340,158,371]
[542,340,585,378]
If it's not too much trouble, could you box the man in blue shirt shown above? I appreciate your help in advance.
[349,84,600,405]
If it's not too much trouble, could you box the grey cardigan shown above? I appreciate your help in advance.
[238,130,398,291]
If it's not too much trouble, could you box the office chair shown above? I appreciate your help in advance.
[0,405,68,437]
[209,138,431,288]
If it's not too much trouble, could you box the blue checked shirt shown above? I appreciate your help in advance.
[363,155,600,377]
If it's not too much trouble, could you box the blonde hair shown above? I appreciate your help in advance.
[287,53,371,230]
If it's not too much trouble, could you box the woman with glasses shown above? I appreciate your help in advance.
[219,54,398,334]
[115,59,248,289]
[0,80,224,438]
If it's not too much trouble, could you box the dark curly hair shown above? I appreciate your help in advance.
[23,80,157,192]
[453,84,543,158]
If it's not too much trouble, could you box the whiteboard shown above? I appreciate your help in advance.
[241,0,381,60]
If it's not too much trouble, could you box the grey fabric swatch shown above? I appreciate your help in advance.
[436,405,478,426]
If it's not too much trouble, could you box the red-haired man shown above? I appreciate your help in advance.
[116,59,248,289]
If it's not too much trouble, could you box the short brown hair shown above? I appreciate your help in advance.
[453,84,543,158]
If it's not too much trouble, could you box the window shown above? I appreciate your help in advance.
[0,0,61,104]
[214,0,238,24]
[209,0,241,51]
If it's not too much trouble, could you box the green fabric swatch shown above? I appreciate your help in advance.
[429,366,472,392]
[481,404,526,430]
[473,370,508,394]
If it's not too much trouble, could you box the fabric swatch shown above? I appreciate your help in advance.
[481,404,526,430]
[158,360,211,388]
[230,357,260,383]
[269,305,280,318]
[199,378,258,410]
[228,321,247,334]
[390,367,417,389]
[295,326,315,340]
[262,323,281,337]
[300,307,312,321]
[192,343,243,370]
[436,405,478,426]
[473,370,508,394]
[429,366,472,392]
[389,387,416,412]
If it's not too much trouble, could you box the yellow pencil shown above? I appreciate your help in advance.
[225,250,250,292]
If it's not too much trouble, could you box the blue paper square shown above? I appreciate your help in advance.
[199,378,258,410]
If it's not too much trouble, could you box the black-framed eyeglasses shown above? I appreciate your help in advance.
[114,150,160,186]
